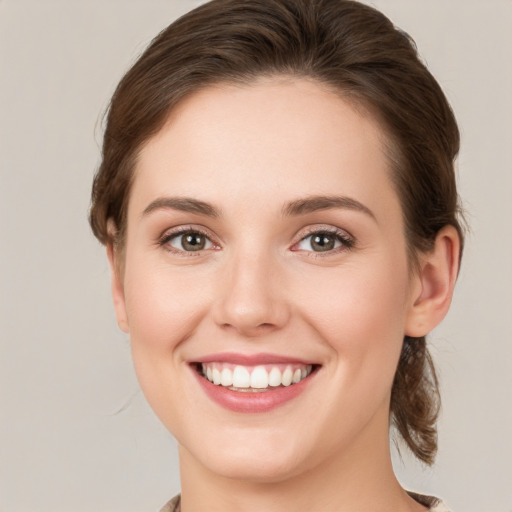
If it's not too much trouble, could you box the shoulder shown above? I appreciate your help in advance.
[159,494,181,512]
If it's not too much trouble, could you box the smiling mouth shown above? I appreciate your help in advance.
[193,362,317,392]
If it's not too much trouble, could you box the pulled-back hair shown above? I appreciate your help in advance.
[90,0,464,464]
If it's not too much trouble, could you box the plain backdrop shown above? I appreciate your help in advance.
[1,1,511,511]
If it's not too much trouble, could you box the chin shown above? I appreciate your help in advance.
[202,450,305,484]
[179,427,312,484]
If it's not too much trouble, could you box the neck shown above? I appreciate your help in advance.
[178,408,425,512]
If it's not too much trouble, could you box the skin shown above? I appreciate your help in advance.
[108,77,459,512]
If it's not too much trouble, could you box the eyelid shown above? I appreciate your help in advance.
[290,225,355,254]
[156,223,354,256]
[158,225,221,254]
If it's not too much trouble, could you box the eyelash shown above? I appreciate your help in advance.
[157,226,355,256]
[292,227,355,256]
[158,226,219,255]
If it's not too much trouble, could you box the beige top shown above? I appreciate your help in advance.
[160,492,452,511]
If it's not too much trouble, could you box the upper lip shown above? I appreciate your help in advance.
[189,352,317,366]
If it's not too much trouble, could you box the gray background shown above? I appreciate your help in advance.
[1,1,511,511]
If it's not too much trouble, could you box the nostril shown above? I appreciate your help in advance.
[219,321,278,337]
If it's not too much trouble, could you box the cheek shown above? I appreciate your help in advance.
[123,261,211,352]
[290,260,410,440]
[122,261,214,428]
[294,256,410,376]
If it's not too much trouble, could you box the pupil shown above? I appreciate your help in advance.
[312,234,334,252]
[183,233,205,251]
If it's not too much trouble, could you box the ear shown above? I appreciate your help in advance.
[405,225,461,337]
[106,221,130,333]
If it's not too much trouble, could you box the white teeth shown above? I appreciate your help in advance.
[212,368,221,385]
[232,366,250,388]
[250,366,269,389]
[220,368,233,387]
[282,367,293,386]
[201,362,314,390]
[268,367,282,387]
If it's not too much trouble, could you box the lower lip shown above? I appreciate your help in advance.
[192,367,316,413]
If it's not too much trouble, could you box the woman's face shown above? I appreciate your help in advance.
[112,78,423,482]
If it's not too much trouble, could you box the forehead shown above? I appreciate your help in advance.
[131,77,399,219]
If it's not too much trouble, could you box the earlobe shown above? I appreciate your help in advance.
[405,225,461,337]
[106,233,130,334]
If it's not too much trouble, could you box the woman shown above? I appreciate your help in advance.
[89,0,464,510]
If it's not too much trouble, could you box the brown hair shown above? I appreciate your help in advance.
[90,0,464,464]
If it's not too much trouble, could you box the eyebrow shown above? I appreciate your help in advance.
[282,195,376,221]
[142,197,220,218]
[141,194,375,221]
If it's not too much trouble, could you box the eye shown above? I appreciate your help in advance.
[162,229,214,252]
[294,229,353,253]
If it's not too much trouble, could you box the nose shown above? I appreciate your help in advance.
[212,250,290,337]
